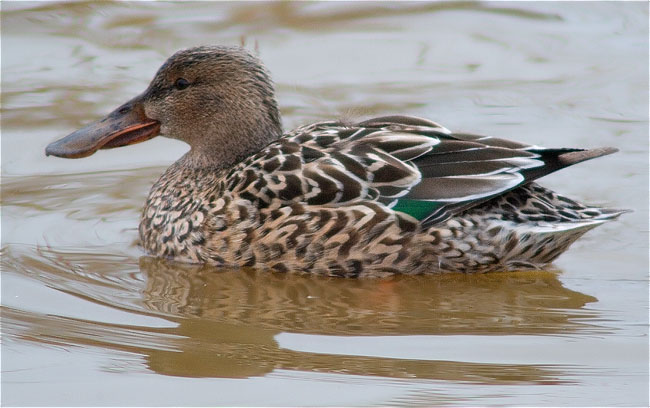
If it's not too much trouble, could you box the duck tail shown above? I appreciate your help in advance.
[557,147,619,167]
[583,207,631,221]
[521,146,619,182]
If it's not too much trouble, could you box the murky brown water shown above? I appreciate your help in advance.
[2,2,648,406]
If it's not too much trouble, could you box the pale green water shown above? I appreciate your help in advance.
[1,2,648,406]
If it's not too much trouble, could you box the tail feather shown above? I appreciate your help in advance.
[588,207,630,221]
[557,147,619,167]
[521,146,618,182]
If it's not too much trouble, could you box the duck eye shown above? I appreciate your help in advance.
[174,78,190,90]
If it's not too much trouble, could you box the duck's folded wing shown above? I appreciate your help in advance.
[364,118,617,226]
[230,116,616,227]
[402,137,616,226]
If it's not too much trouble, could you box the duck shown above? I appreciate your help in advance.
[45,45,625,277]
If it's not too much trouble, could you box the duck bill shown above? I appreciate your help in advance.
[45,97,160,159]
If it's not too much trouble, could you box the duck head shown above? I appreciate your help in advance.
[46,46,282,168]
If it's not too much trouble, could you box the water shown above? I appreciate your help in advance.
[1,2,648,406]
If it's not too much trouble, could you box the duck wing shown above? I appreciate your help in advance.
[229,115,616,227]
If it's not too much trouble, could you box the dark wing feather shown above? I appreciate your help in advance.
[404,132,616,226]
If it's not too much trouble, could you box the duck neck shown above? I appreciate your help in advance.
[180,121,282,170]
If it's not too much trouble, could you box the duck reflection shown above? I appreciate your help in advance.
[140,256,597,335]
[3,245,598,383]
[137,256,596,381]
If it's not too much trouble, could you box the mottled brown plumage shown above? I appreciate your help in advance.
[46,46,626,276]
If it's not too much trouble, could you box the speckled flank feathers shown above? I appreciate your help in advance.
[47,46,626,276]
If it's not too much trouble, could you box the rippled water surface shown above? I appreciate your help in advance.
[2,2,648,406]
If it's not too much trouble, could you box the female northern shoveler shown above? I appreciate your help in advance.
[46,46,625,277]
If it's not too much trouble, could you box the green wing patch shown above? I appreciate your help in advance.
[392,199,443,221]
